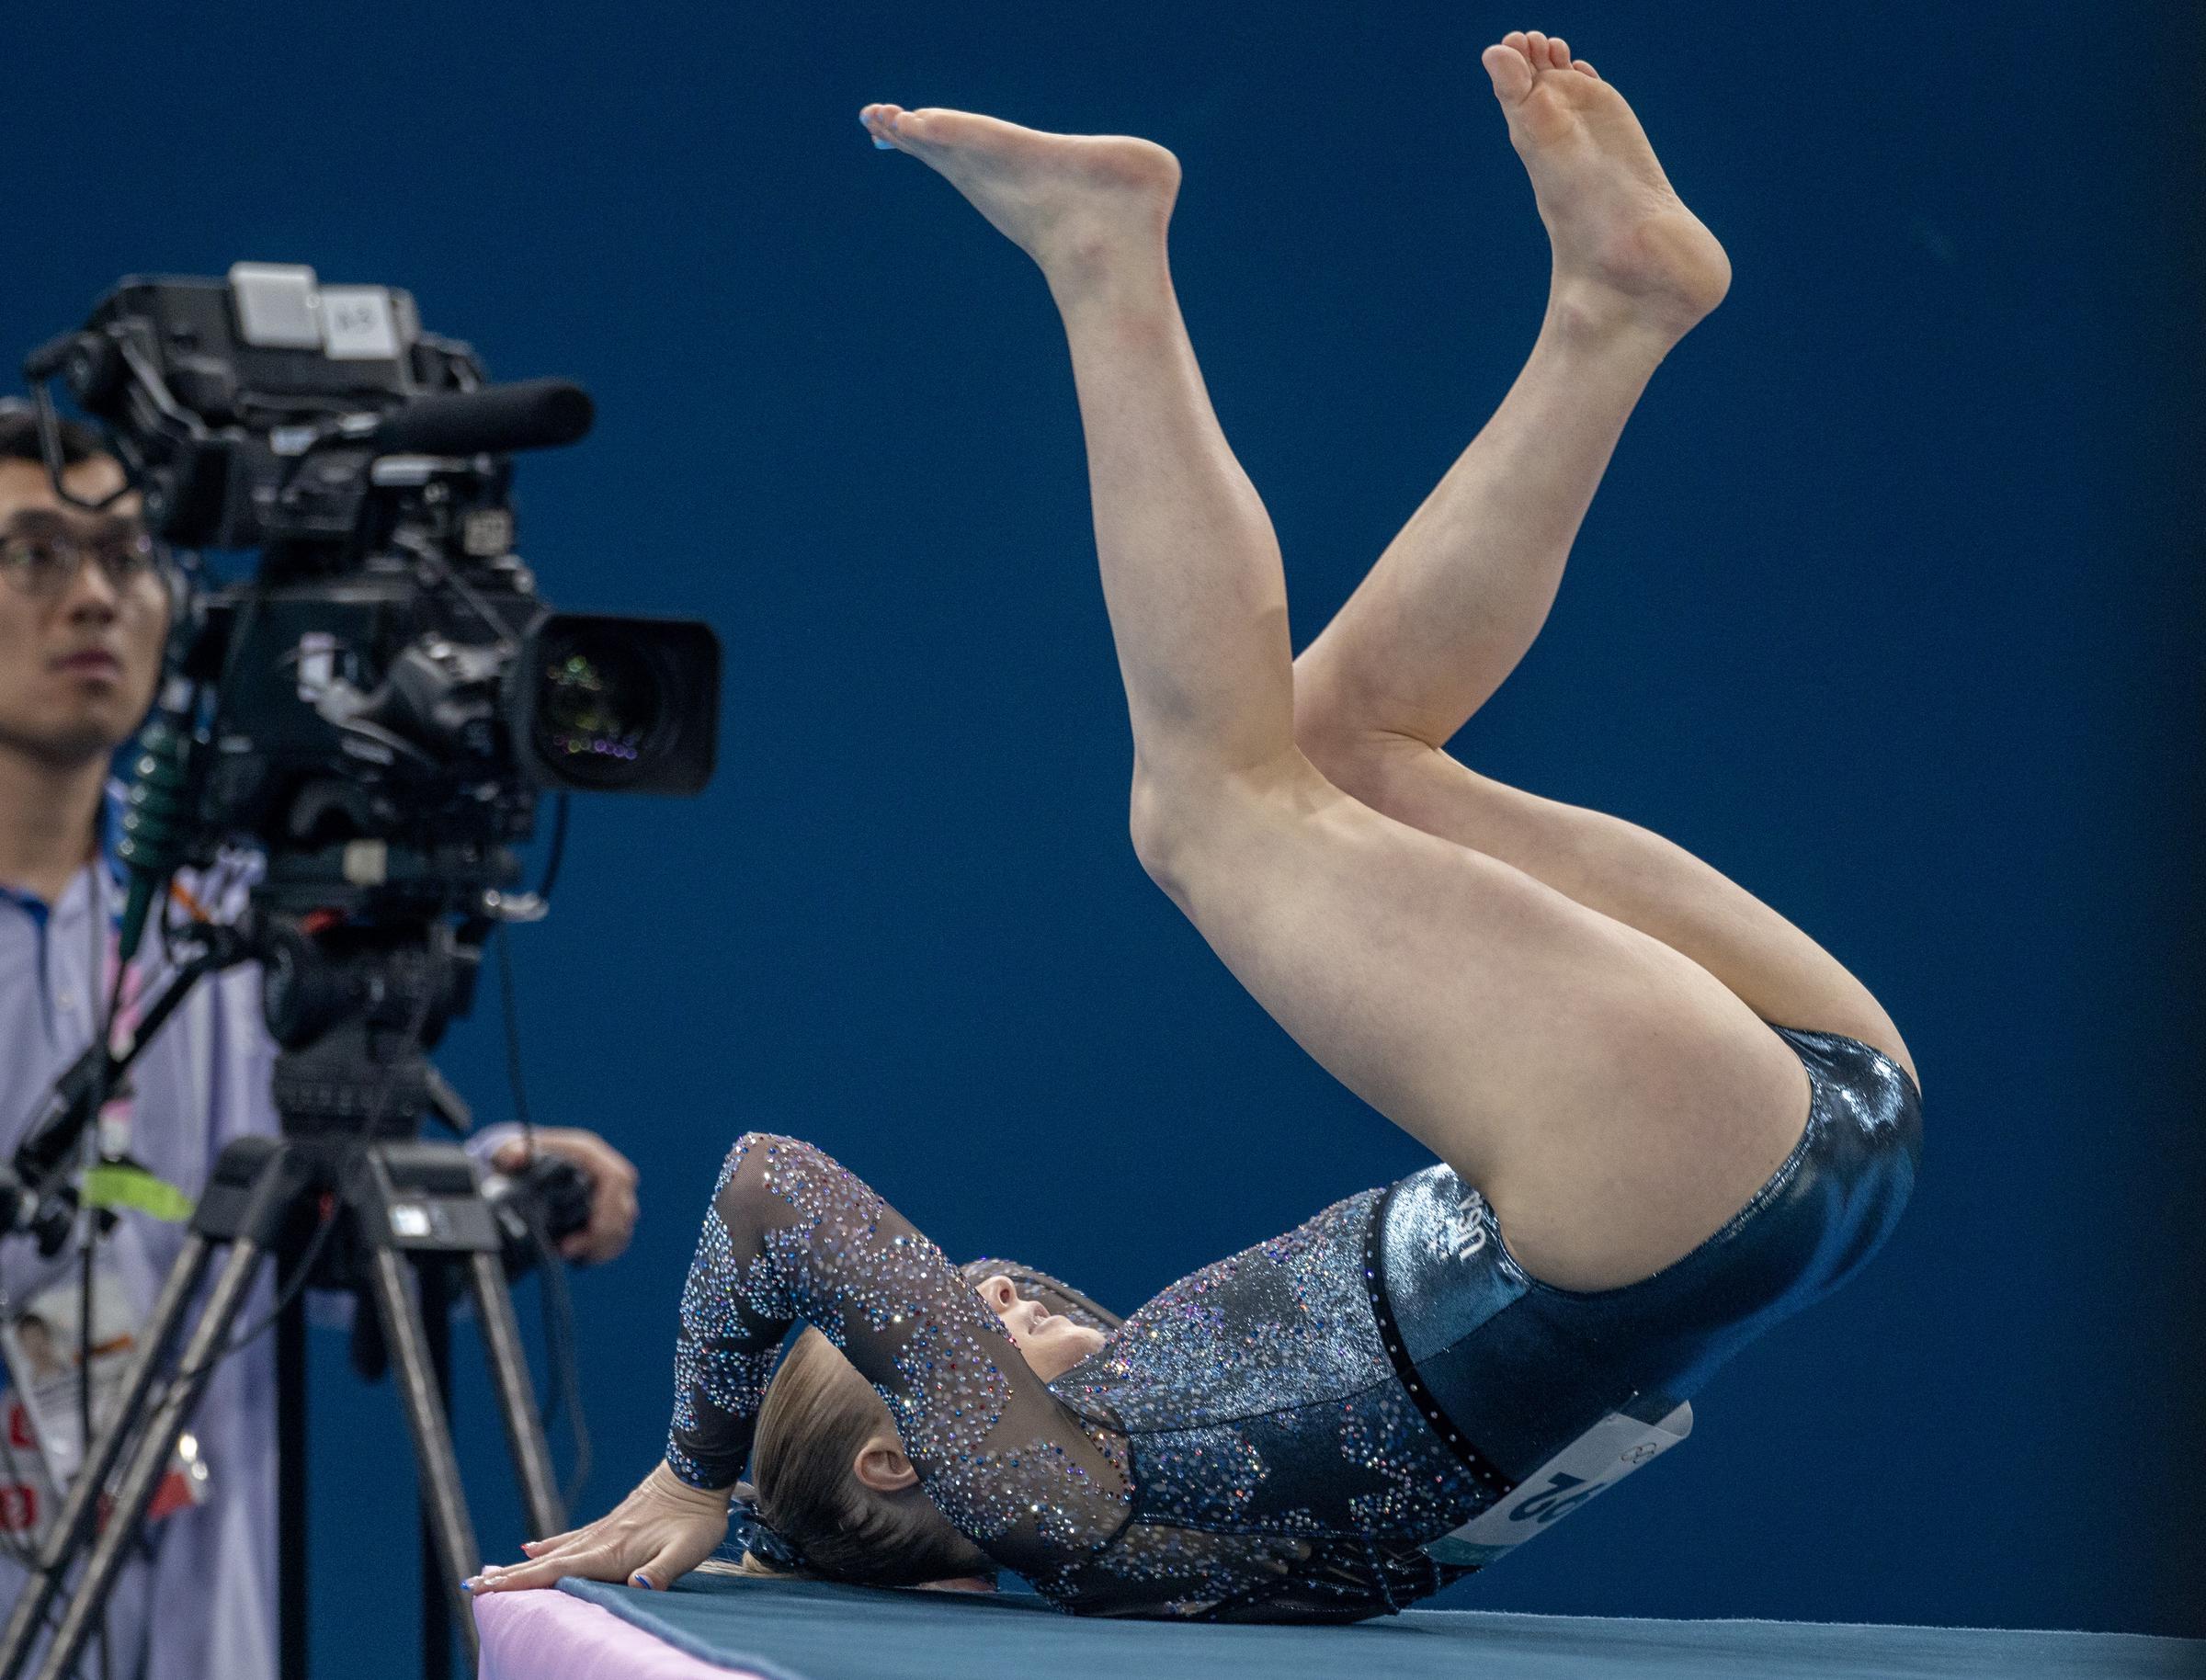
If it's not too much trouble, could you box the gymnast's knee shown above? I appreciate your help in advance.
[1127,762,1182,888]
[1127,749,1323,904]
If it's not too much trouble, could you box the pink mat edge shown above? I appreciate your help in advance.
[473,1586,775,1680]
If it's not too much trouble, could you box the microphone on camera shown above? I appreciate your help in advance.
[367,379,594,458]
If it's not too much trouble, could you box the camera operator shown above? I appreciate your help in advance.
[0,405,642,1679]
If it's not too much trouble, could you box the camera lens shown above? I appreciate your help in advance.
[517,612,718,796]
[529,628,665,789]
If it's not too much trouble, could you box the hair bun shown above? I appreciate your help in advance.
[731,1489,807,1573]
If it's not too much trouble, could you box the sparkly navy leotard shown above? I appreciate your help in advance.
[665,1025,1920,1624]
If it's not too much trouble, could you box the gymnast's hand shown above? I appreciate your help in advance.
[466,1463,730,1594]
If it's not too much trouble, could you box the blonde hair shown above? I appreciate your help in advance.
[734,1328,991,1586]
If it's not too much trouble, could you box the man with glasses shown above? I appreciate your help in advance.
[0,403,642,1678]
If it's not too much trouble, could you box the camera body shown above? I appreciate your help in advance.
[17,262,721,1151]
[32,262,718,918]
[0,274,670,1675]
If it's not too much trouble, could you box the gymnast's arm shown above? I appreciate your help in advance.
[471,1131,1130,1593]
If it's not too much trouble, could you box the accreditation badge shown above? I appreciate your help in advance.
[1423,1391,1693,1568]
[0,1271,210,1547]
[0,1379,51,1549]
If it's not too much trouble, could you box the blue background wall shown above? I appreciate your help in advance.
[8,1,2200,1670]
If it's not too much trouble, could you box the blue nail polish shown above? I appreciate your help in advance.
[460,1579,476,1594]
[631,1572,654,1590]
[871,137,894,150]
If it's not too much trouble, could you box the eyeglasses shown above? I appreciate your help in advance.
[0,528,163,599]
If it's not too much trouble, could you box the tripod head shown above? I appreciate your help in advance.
[256,889,554,1297]
[258,901,483,1139]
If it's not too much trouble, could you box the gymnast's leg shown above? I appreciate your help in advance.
[860,71,1812,1293]
[1292,33,1915,1082]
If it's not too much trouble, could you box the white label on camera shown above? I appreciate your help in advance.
[319,287,400,360]
[230,263,322,348]
[342,839,389,886]
[1424,1400,1692,1568]
[389,1205,431,1240]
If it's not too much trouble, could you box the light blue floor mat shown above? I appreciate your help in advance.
[561,1574,2202,1680]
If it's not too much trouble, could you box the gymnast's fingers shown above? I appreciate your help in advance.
[481,1525,615,1582]
[629,1527,723,1593]
[469,1541,620,1593]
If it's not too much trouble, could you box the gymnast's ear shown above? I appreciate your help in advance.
[851,1435,920,1493]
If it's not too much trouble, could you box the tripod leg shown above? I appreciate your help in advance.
[363,1248,481,1670]
[276,1295,309,1680]
[0,1234,216,1680]
[464,1253,563,1538]
[420,1265,453,1680]
[25,1237,269,1680]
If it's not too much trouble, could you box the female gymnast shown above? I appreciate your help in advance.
[471,31,1922,1622]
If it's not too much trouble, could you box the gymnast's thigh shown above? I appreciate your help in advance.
[1143,755,1813,1293]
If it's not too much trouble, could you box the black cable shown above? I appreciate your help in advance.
[495,929,534,1160]
[77,911,102,1492]
[493,925,591,1501]
[492,925,547,1427]
[75,1241,105,1680]
[491,926,546,1429]
[536,795,570,902]
[81,875,114,1680]
[532,1218,591,1512]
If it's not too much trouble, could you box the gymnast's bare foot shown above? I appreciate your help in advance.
[859,103,1179,295]
[1482,31,1732,340]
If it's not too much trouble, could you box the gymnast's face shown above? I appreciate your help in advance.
[972,1275,1108,1380]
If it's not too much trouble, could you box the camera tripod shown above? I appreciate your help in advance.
[0,921,566,1680]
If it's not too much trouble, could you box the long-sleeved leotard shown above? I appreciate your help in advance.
[668,1031,1919,1623]
[664,1132,1492,1619]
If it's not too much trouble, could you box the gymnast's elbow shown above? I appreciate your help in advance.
[714,1131,825,1203]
